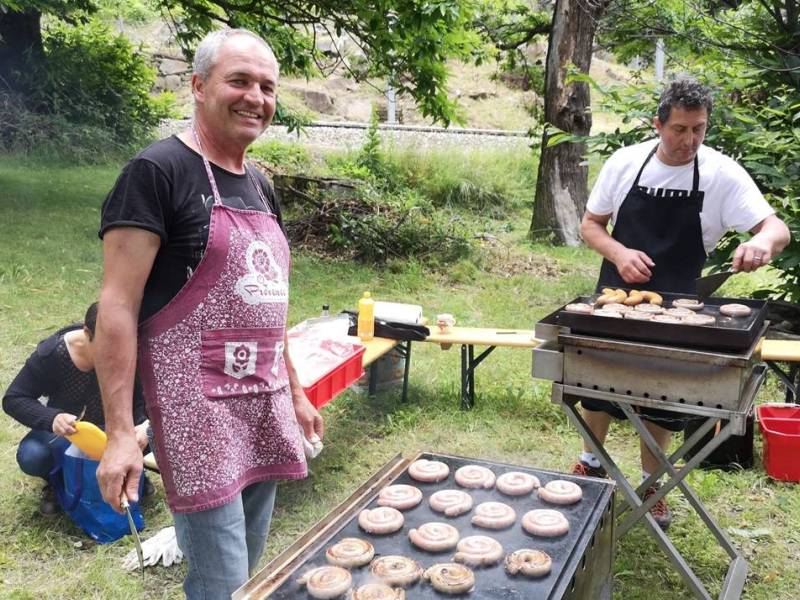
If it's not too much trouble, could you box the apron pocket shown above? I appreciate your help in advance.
[200,327,288,399]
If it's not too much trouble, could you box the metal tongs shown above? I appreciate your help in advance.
[121,491,144,579]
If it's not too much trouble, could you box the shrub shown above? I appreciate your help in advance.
[283,183,473,265]
[21,20,170,148]
[249,141,313,174]
[0,90,133,162]
[326,146,536,216]
[382,147,536,215]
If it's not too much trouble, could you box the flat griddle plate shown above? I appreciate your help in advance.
[555,291,767,352]
[266,452,614,599]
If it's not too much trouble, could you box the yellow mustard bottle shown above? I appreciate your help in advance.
[358,291,375,341]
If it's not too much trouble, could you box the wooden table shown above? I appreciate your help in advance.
[423,326,542,409]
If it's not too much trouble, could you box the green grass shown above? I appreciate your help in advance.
[0,154,797,599]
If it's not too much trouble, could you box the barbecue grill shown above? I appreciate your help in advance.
[533,298,769,600]
[555,292,768,352]
[235,453,616,599]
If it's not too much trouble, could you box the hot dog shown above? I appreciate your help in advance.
[641,291,663,305]
[623,290,644,306]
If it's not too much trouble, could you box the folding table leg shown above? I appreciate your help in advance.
[400,341,411,403]
[460,344,470,410]
[766,360,799,402]
[368,362,378,396]
[459,345,496,410]
[468,344,475,408]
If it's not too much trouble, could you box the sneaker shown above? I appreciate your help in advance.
[571,461,607,479]
[642,484,672,531]
[39,484,61,517]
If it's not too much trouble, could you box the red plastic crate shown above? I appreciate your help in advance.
[303,345,365,409]
[756,404,800,482]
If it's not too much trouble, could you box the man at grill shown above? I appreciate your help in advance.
[95,28,324,598]
[575,76,790,530]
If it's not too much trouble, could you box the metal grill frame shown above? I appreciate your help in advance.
[533,313,768,600]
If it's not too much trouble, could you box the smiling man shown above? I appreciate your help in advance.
[95,29,323,598]
[574,76,789,531]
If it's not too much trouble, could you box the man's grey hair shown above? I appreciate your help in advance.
[657,76,713,124]
[193,29,279,80]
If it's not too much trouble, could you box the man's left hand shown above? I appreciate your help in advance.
[292,390,324,441]
[733,238,773,272]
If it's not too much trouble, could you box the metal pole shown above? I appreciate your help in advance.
[386,86,397,124]
[655,38,665,81]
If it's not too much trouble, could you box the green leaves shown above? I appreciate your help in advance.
[42,20,169,141]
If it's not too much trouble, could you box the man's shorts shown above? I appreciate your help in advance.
[580,397,691,432]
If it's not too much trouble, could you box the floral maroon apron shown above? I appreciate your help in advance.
[137,132,306,513]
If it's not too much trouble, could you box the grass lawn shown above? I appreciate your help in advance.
[0,154,797,599]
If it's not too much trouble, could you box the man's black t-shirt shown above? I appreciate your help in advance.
[99,135,284,321]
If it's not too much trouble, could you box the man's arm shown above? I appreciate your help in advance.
[580,211,655,284]
[733,214,791,272]
[95,227,159,511]
[283,332,324,441]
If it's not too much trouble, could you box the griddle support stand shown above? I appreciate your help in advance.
[555,386,753,600]
[460,344,495,410]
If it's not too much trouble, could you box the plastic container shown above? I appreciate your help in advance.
[303,345,365,409]
[756,403,800,482]
[358,292,375,341]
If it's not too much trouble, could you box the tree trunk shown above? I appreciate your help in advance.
[530,0,608,246]
[0,8,44,93]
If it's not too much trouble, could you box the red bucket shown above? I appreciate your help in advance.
[756,404,800,482]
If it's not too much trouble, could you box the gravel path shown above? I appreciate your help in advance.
[161,119,532,152]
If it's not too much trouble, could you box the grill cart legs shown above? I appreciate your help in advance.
[553,376,764,600]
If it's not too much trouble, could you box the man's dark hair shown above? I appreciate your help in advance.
[84,302,99,340]
[657,77,713,124]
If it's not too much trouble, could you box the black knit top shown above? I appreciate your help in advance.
[2,325,147,432]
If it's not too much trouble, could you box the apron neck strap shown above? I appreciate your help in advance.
[633,143,701,193]
[191,127,271,212]
[632,144,658,188]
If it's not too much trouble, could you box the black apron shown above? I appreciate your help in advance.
[596,145,706,295]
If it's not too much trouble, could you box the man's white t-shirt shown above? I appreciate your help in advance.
[586,139,774,253]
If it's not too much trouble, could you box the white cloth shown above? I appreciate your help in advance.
[587,139,774,253]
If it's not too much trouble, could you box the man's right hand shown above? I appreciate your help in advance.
[97,432,143,513]
[614,248,655,284]
[52,412,79,436]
